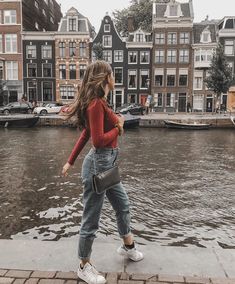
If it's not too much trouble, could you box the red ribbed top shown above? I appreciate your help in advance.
[67,98,119,165]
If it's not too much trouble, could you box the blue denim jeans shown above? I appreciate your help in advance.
[78,147,131,260]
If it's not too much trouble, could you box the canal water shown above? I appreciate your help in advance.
[0,127,234,248]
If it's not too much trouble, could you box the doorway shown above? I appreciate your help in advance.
[178,93,186,112]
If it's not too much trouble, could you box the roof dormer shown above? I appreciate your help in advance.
[164,0,183,18]
[200,26,212,43]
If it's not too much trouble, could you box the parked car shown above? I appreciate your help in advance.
[33,102,63,115]
[0,102,33,115]
[116,103,145,115]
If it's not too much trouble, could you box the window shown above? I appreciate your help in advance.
[27,63,37,77]
[103,35,112,47]
[43,63,52,77]
[128,51,137,64]
[79,42,86,57]
[5,34,17,53]
[35,22,39,30]
[103,50,112,63]
[42,81,53,101]
[167,75,175,86]
[225,40,234,55]
[155,50,164,63]
[225,18,234,29]
[114,50,123,62]
[167,50,176,63]
[42,9,46,17]
[26,45,36,59]
[0,35,2,53]
[169,5,178,16]
[59,42,65,58]
[42,45,52,59]
[35,1,39,9]
[154,93,163,107]
[69,41,76,57]
[104,24,110,32]
[128,70,137,89]
[28,81,37,101]
[59,64,66,79]
[0,62,3,79]
[128,94,137,104]
[60,85,75,100]
[136,33,144,42]
[50,17,54,24]
[155,75,163,87]
[79,64,86,79]
[168,32,177,45]
[114,68,123,84]
[180,32,190,44]
[69,64,76,79]
[179,49,189,63]
[166,93,175,107]
[179,74,188,86]
[155,33,165,44]
[140,51,150,63]
[203,33,209,42]
[6,61,18,80]
[4,10,16,24]
[194,76,203,89]
[140,70,149,89]
[69,18,76,31]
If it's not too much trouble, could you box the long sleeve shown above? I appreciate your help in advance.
[88,99,119,148]
[67,128,90,165]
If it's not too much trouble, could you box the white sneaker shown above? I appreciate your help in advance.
[117,244,144,261]
[77,262,106,284]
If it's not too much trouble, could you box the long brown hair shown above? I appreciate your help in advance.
[65,60,112,129]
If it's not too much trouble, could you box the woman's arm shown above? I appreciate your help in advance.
[67,128,90,165]
[88,99,119,148]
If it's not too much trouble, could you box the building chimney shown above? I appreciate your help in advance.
[127,15,134,33]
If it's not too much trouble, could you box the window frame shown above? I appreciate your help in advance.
[42,45,52,59]
[128,51,138,64]
[103,35,112,47]
[114,67,123,85]
[114,50,123,62]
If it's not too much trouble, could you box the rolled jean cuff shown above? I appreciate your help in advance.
[120,231,132,239]
[79,255,92,261]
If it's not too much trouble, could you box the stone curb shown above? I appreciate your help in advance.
[0,269,235,284]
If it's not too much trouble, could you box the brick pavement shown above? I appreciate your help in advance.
[0,269,234,284]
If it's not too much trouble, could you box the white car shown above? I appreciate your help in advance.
[33,103,63,115]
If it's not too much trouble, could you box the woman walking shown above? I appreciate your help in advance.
[62,61,143,284]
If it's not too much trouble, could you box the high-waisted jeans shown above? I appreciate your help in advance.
[78,147,131,260]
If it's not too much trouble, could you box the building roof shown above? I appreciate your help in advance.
[193,21,218,44]
[154,0,193,18]
[58,7,95,37]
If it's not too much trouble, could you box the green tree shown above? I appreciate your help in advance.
[92,42,103,61]
[205,43,233,111]
[113,0,152,36]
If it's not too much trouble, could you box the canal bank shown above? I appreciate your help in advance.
[0,239,234,283]
[35,113,234,129]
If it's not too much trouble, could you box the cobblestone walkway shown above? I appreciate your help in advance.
[0,269,235,284]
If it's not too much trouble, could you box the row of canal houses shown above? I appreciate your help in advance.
[1,0,235,112]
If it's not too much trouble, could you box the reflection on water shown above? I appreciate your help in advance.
[0,127,235,248]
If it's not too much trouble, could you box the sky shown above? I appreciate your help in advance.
[58,0,235,32]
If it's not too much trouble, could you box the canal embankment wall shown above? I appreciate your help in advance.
[36,113,235,128]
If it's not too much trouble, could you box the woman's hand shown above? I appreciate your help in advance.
[117,114,125,128]
[116,114,124,136]
[61,162,71,177]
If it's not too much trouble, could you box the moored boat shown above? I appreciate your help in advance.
[123,113,140,129]
[0,116,39,128]
[164,120,211,130]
